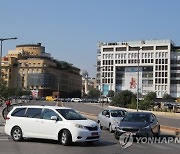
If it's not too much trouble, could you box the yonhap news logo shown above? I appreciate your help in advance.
[119,133,180,149]
[119,132,133,148]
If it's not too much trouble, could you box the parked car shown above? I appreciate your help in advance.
[97,109,128,132]
[5,105,101,145]
[64,98,72,102]
[45,96,57,101]
[114,112,160,140]
[98,97,112,103]
[89,99,98,103]
[71,98,82,102]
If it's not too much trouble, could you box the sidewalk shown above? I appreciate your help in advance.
[0,106,6,135]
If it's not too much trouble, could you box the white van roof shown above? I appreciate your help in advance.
[12,105,71,110]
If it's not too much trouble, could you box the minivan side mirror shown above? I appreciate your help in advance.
[51,116,58,121]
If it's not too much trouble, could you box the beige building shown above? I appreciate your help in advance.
[1,57,18,88]
[1,43,82,98]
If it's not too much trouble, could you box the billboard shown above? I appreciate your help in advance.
[124,67,142,93]
[102,84,109,96]
[31,90,39,98]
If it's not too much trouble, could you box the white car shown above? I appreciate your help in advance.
[71,98,82,102]
[5,105,100,145]
[97,109,128,132]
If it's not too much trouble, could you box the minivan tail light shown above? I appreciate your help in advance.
[6,117,10,120]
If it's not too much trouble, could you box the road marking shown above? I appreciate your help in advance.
[0,138,10,141]
[0,134,10,140]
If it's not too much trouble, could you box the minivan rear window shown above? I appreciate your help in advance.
[11,108,26,117]
[26,108,42,118]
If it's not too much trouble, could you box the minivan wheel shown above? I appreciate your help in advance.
[11,127,23,142]
[61,130,72,146]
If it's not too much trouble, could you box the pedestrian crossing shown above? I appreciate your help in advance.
[0,124,8,140]
[0,129,10,141]
[0,134,10,140]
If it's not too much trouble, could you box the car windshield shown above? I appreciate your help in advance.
[56,109,87,120]
[110,110,127,117]
[122,114,150,123]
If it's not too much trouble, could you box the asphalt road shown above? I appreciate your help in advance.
[64,102,180,128]
[0,130,180,154]
[0,101,179,154]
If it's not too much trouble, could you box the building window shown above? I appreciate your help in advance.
[103,48,114,52]
[116,47,126,51]
[142,46,153,50]
[156,46,168,50]
[165,65,168,70]
[155,66,158,70]
[165,59,168,64]
[156,59,158,64]
[162,72,164,77]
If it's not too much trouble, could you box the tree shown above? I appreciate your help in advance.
[111,90,136,107]
[145,91,156,101]
[88,88,100,99]
[139,92,156,110]
[0,83,9,99]
[107,90,114,98]
[162,93,174,101]
[139,98,153,110]
[0,83,31,100]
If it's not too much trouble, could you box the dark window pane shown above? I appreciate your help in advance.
[142,46,153,50]
[26,108,42,118]
[56,109,86,120]
[42,109,61,120]
[11,108,26,117]
[156,46,168,50]
[103,48,113,52]
[116,47,126,51]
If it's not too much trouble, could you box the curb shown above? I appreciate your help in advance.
[108,105,180,118]
[80,111,97,117]
[161,125,180,135]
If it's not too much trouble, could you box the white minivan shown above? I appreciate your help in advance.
[5,105,100,145]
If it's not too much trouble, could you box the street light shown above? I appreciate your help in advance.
[123,41,145,111]
[0,37,18,83]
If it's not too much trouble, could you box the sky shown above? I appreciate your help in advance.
[1,0,180,77]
